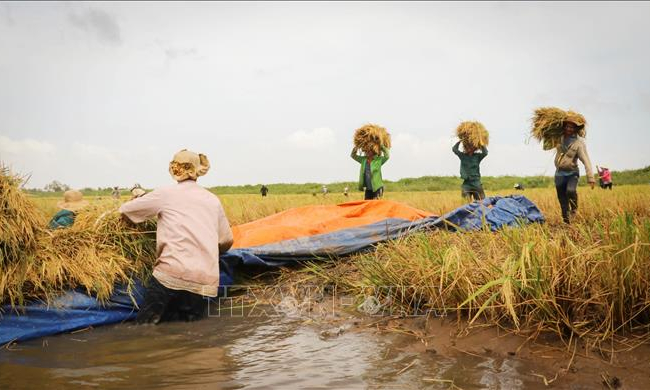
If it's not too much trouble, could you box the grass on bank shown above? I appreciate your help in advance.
[289,185,650,346]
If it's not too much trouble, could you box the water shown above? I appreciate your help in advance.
[0,308,562,389]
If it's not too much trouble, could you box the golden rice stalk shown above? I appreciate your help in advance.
[0,205,157,307]
[455,121,489,150]
[353,124,391,156]
[0,165,45,267]
[531,107,587,150]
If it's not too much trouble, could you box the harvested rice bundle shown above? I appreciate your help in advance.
[531,107,587,150]
[0,205,157,307]
[455,121,489,151]
[353,124,391,156]
[0,165,45,266]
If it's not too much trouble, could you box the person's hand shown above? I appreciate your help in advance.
[121,213,136,227]
[131,188,146,199]
[589,181,595,190]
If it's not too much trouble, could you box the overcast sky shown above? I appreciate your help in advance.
[1,1,649,189]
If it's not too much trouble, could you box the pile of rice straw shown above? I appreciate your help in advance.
[531,107,587,150]
[455,121,489,151]
[0,166,157,308]
[353,124,391,156]
[0,166,45,267]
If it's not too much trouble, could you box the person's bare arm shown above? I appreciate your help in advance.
[219,237,234,254]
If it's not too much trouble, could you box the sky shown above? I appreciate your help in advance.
[1,1,649,189]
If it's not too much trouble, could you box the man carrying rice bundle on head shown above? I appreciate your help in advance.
[119,149,233,324]
[350,123,391,200]
[530,107,595,224]
[452,121,489,202]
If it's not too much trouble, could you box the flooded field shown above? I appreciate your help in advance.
[0,306,543,390]
[3,303,647,389]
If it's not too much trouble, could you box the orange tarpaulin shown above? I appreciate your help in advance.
[232,200,434,248]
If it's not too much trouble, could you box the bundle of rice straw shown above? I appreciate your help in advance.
[0,205,157,307]
[0,165,45,267]
[353,124,391,155]
[531,107,587,150]
[455,121,489,151]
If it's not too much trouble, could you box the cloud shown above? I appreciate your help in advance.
[71,142,122,166]
[287,127,336,150]
[164,47,198,61]
[0,135,169,189]
[0,135,55,155]
[1,4,15,26]
[68,8,121,45]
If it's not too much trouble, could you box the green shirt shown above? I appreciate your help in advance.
[48,209,76,229]
[351,146,390,192]
[453,142,488,189]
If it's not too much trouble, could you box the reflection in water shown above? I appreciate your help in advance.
[0,306,540,389]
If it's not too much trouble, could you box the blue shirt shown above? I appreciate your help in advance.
[48,209,76,229]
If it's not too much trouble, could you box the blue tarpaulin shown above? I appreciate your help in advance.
[0,195,543,345]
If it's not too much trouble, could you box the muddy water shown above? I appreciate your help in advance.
[0,307,555,389]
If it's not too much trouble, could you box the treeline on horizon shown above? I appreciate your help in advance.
[25,165,650,196]
[211,165,650,195]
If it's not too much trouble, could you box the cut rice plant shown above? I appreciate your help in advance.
[353,124,391,156]
[0,166,45,267]
[455,121,489,151]
[531,107,587,150]
[0,205,157,307]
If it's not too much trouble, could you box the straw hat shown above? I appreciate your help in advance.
[168,149,210,182]
[57,190,89,212]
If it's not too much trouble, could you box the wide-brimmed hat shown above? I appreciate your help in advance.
[57,190,89,212]
[168,149,210,182]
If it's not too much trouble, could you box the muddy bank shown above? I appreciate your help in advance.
[247,284,650,389]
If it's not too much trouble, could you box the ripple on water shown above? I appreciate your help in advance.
[0,307,549,389]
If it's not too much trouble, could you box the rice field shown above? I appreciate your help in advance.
[30,184,650,231]
[14,184,650,345]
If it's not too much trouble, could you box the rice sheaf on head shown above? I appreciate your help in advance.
[353,124,391,156]
[531,107,587,150]
[455,121,489,151]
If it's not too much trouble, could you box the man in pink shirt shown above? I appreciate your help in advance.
[120,149,234,324]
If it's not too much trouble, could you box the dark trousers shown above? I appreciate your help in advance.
[364,187,384,200]
[600,182,613,190]
[555,174,579,223]
[461,187,485,202]
[136,277,210,324]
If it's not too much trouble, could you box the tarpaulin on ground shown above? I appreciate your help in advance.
[0,195,543,345]
[0,272,234,346]
[232,200,433,248]
[222,195,544,266]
